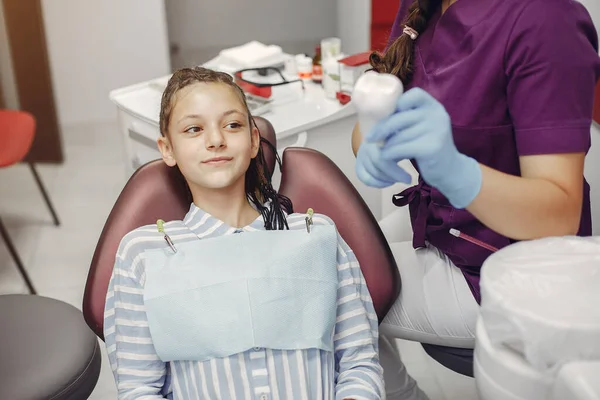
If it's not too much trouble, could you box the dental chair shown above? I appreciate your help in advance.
[277,147,400,320]
[83,115,401,346]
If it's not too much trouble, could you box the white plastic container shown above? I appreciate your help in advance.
[476,236,600,400]
[295,54,313,81]
[322,55,343,99]
[320,37,342,60]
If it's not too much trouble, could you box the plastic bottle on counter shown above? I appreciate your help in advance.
[322,55,343,99]
[321,37,342,60]
[295,54,313,82]
[312,46,323,84]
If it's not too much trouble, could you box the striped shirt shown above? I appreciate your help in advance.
[104,204,384,400]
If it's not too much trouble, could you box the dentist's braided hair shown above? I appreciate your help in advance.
[159,67,293,230]
[369,0,441,83]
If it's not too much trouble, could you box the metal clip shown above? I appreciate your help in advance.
[305,208,314,233]
[157,219,177,253]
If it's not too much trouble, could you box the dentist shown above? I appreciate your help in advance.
[352,0,600,399]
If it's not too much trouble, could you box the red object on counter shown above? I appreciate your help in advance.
[594,79,600,125]
[336,91,352,105]
[339,52,371,67]
[233,71,272,99]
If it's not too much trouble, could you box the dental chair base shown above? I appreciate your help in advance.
[422,343,474,377]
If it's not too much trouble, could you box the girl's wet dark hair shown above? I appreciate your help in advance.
[159,66,293,230]
[369,0,441,84]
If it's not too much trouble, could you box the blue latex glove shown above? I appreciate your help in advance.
[363,88,482,209]
[355,141,412,188]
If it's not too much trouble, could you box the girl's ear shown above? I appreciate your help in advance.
[250,126,260,158]
[158,136,177,167]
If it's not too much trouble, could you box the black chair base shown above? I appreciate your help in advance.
[29,162,60,226]
[422,343,474,377]
[0,217,36,294]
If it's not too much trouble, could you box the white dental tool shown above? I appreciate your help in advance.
[352,71,404,142]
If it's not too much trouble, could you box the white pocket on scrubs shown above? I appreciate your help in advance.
[142,225,339,362]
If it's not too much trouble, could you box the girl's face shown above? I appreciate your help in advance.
[158,82,260,193]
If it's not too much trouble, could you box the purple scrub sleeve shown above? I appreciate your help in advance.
[506,0,600,156]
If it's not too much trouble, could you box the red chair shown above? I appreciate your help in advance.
[0,109,60,294]
[83,116,400,338]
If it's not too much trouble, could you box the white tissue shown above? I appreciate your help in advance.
[219,41,284,69]
[480,236,600,375]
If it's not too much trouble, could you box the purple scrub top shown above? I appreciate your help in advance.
[387,0,600,303]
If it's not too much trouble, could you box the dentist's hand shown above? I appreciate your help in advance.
[355,141,412,188]
[365,88,482,209]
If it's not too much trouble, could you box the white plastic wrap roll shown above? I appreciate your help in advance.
[479,236,600,375]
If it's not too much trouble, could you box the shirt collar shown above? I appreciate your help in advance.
[439,0,493,29]
[182,203,267,238]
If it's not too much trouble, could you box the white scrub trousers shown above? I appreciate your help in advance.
[377,207,480,400]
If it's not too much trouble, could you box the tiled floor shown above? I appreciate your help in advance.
[0,120,479,399]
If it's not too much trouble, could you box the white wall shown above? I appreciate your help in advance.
[166,0,337,59]
[586,125,600,234]
[40,0,171,127]
[337,0,371,55]
[580,0,600,28]
[0,3,19,109]
[579,0,600,233]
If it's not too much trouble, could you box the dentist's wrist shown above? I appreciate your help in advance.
[438,154,482,209]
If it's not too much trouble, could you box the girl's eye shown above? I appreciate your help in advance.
[226,122,242,129]
[184,126,201,134]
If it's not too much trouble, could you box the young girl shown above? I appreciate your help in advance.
[104,67,384,400]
